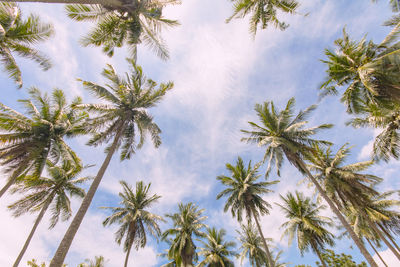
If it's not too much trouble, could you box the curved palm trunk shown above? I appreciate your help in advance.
[0,175,17,198]
[49,125,125,267]
[366,238,388,267]
[251,207,274,267]
[295,158,378,267]
[124,239,134,267]
[378,223,400,254]
[0,0,123,6]
[13,197,52,267]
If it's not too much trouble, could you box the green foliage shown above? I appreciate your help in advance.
[316,250,367,267]
[65,1,180,59]
[77,255,107,267]
[0,2,53,87]
[237,223,268,267]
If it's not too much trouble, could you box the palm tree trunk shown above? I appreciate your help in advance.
[315,249,327,267]
[365,218,400,261]
[13,197,52,267]
[0,0,123,6]
[378,223,400,254]
[366,238,388,267]
[124,239,134,267]
[49,124,125,267]
[295,158,378,267]
[251,207,274,267]
[0,175,17,198]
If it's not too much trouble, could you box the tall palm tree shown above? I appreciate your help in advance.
[0,88,86,199]
[0,2,53,87]
[49,60,173,267]
[102,180,164,267]
[162,202,207,267]
[236,222,268,267]
[65,0,180,59]
[216,156,278,267]
[226,0,299,36]
[241,97,378,266]
[196,227,237,267]
[8,161,90,267]
[276,191,334,267]
[320,25,400,113]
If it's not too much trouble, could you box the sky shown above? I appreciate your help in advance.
[0,0,399,266]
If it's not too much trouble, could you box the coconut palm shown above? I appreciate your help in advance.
[241,97,378,266]
[0,88,86,199]
[49,60,173,267]
[158,238,179,267]
[0,2,53,87]
[226,0,299,36]
[65,0,180,59]
[162,202,207,267]
[216,156,278,267]
[196,227,237,267]
[320,25,400,113]
[236,222,268,267]
[277,191,334,267]
[9,161,90,267]
[102,180,164,267]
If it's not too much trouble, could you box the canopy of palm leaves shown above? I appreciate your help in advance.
[162,202,207,266]
[0,88,86,194]
[237,223,268,267]
[0,2,53,87]
[102,180,164,252]
[241,97,332,176]
[320,25,400,113]
[78,59,173,160]
[77,256,106,267]
[196,227,237,267]
[306,144,382,211]
[216,156,278,222]
[226,0,299,36]
[65,0,180,59]
[277,191,334,257]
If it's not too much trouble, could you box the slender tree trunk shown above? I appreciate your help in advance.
[366,238,388,267]
[0,0,122,6]
[378,223,400,254]
[365,218,400,261]
[315,249,328,267]
[295,158,378,267]
[124,239,134,267]
[49,124,125,267]
[251,207,274,267]
[0,168,23,198]
[13,197,52,267]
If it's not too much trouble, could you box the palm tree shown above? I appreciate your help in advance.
[158,238,179,267]
[216,156,278,267]
[8,161,90,267]
[49,60,173,267]
[0,88,86,199]
[241,97,378,266]
[277,191,334,267]
[320,25,400,113]
[77,256,106,267]
[196,227,237,267]
[226,0,299,36]
[102,180,164,267]
[236,222,268,267]
[0,2,53,87]
[65,0,180,59]
[162,202,207,267]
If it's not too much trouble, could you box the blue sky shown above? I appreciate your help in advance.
[0,0,399,266]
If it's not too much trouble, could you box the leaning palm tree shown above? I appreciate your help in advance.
[216,156,278,267]
[237,222,268,267]
[0,88,86,199]
[65,1,180,59]
[0,2,53,87]
[241,97,378,266]
[277,191,334,267]
[49,60,173,267]
[320,25,400,113]
[9,161,90,267]
[196,227,237,267]
[226,0,299,36]
[102,180,164,267]
[162,202,207,267]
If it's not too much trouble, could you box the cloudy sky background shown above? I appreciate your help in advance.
[0,0,399,266]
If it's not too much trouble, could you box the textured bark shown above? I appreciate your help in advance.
[367,238,388,267]
[294,158,378,267]
[13,198,52,267]
[124,239,134,267]
[251,208,274,267]
[49,124,125,267]
[0,0,122,6]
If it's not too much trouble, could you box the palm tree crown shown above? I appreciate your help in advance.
[237,223,268,267]
[65,0,180,59]
[102,180,164,267]
[0,2,53,87]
